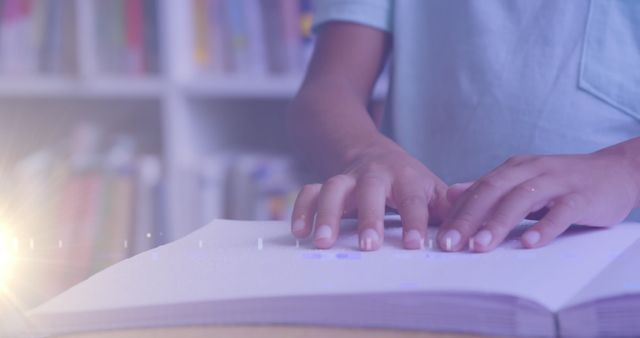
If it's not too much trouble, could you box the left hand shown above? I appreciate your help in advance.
[438,144,640,252]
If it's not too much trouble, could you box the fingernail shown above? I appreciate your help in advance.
[292,219,306,233]
[359,228,380,251]
[473,230,493,248]
[442,229,461,251]
[314,225,332,241]
[523,230,541,247]
[404,230,423,249]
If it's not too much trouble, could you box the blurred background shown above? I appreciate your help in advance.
[0,0,388,316]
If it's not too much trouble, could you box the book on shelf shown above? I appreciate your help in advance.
[0,0,76,76]
[133,155,164,255]
[197,152,300,227]
[24,218,640,338]
[192,0,314,77]
[95,0,161,75]
[10,122,165,287]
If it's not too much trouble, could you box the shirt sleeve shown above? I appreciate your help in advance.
[313,0,393,33]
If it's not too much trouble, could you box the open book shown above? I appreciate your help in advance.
[25,218,640,338]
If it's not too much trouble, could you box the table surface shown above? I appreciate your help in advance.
[60,326,488,338]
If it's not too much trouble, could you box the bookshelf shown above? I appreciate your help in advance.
[0,0,388,308]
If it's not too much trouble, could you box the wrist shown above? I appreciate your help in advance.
[628,140,640,208]
[340,132,400,166]
[604,137,640,208]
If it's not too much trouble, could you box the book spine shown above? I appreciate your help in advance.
[124,0,145,74]
[207,0,225,74]
[0,0,19,74]
[133,155,162,254]
[109,0,125,73]
[260,0,286,74]
[45,0,63,74]
[299,0,314,69]
[0,0,4,72]
[76,172,105,276]
[111,171,135,261]
[90,169,113,272]
[17,0,35,74]
[242,0,267,75]
[279,0,301,74]
[31,0,46,73]
[227,154,256,220]
[223,0,247,74]
[193,0,210,70]
[200,156,230,225]
[152,173,166,245]
[93,1,106,74]
[143,0,160,73]
[60,0,76,74]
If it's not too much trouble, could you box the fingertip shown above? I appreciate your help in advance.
[402,229,424,250]
[439,229,462,251]
[359,228,381,251]
[313,224,335,249]
[521,230,541,249]
[470,229,493,252]
[291,218,311,238]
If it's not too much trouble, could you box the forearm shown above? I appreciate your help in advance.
[286,22,392,177]
[287,79,390,176]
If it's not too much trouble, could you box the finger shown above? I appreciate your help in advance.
[343,209,358,218]
[521,194,584,249]
[356,176,388,251]
[314,175,356,249]
[447,182,474,205]
[340,190,358,216]
[439,169,531,251]
[470,178,558,252]
[291,184,322,238]
[392,180,428,250]
[429,182,453,225]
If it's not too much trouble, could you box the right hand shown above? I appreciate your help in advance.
[290,136,451,251]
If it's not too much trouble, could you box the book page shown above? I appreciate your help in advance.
[562,235,640,308]
[30,218,640,318]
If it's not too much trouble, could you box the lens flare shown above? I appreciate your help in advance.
[0,228,17,290]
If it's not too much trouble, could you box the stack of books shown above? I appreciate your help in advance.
[0,0,77,76]
[94,0,162,75]
[193,0,314,76]
[10,122,165,284]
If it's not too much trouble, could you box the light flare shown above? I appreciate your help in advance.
[0,227,17,291]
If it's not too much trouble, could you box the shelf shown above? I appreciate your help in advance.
[0,75,389,101]
[183,75,304,99]
[183,75,389,100]
[0,77,165,99]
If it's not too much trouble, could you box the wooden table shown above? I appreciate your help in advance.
[61,326,487,338]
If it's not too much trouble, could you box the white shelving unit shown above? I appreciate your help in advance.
[0,0,388,241]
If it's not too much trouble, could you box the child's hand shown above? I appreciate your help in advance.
[291,137,451,251]
[439,143,640,252]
